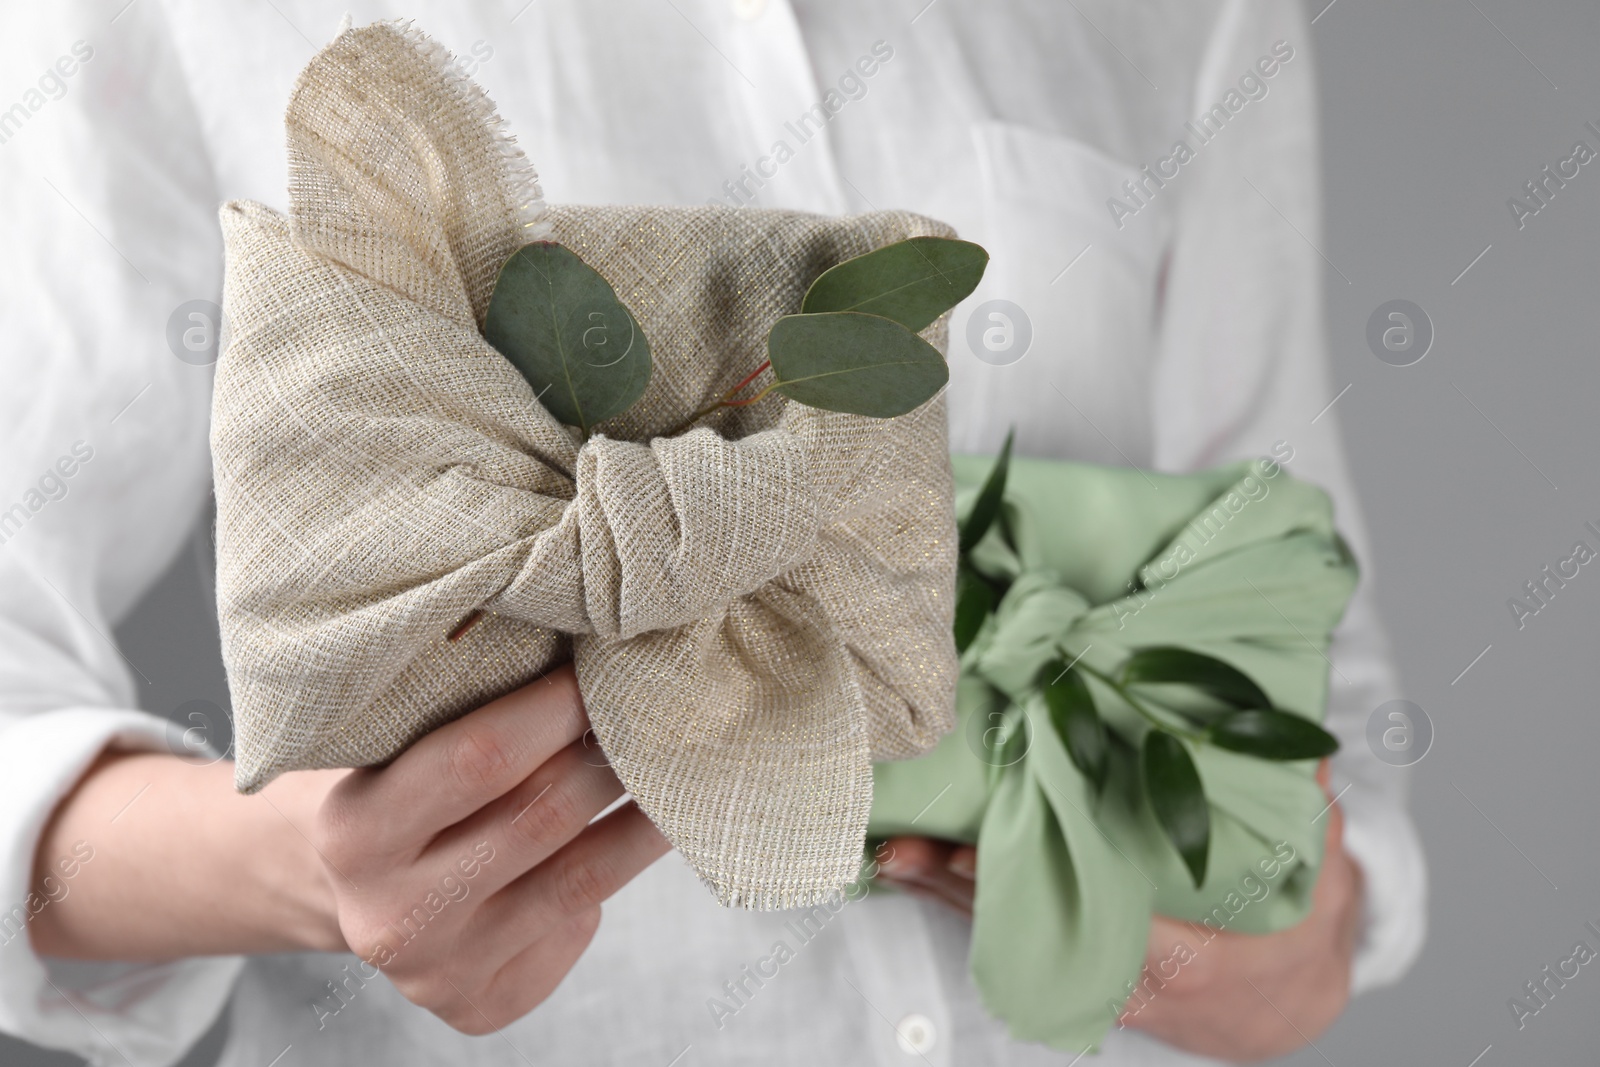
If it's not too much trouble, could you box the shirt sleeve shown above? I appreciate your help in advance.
[1148,0,1427,994]
[0,3,244,1063]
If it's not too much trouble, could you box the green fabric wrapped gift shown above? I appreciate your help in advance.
[868,452,1359,1053]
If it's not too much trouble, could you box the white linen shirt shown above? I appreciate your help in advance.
[0,1,1426,1064]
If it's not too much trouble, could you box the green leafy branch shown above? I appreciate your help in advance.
[957,438,1339,888]
[483,235,989,439]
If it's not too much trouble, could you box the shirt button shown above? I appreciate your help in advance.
[895,1013,937,1055]
[732,0,767,20]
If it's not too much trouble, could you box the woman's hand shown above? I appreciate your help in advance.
[873,836,977,914]
[31,664,668,1035]
[1118,764,1362,1061]
[312,663,668,1033]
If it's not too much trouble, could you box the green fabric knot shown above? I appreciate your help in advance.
[869,453,1359,1053]
[970,570,1091,705]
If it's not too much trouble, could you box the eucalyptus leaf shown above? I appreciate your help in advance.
[1206,709,1339,761]
[767,312,948,417]
[484,242,652,436]
[1040,663,1108,792]
[954,563,996,654]
[802,236,989,332]
[1141,731,1210,887]
[959,427,1014,554]
[1121,647,1271,711]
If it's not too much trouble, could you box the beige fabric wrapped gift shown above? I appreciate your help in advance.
[211,21,958,908]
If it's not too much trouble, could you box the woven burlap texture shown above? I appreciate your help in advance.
[211,21,958,909]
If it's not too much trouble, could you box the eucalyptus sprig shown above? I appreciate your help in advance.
[483,242,653,438]
[483,235,988,439]
[959,440,1340,888]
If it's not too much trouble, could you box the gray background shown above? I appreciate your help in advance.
[6,0,1600,1063]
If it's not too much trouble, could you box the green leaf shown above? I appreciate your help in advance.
[1206,709,1339,761]
[767,312,948,417]
[1040,663,1108,792]
[1142,731,1210,887]
[802,236,989,332]
[954,563,996,654]
[484,242,652,436]
[958,428,1014,554]
[1120,647,1271,711]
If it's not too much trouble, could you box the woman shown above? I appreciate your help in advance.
[0,1,1424,1063]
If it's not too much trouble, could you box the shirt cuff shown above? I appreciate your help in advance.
[0,707,243,1067]
[1339,775,1428,995]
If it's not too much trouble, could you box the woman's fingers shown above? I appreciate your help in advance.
[325,665,589,854]
[440,907,603,1036]
[466,802,668,971]
[424,738,628,897]
[874,836,977,916]
[304,663,678,1034]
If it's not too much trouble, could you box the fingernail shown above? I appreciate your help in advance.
[948,852,976,879]
[877,853,910,878]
